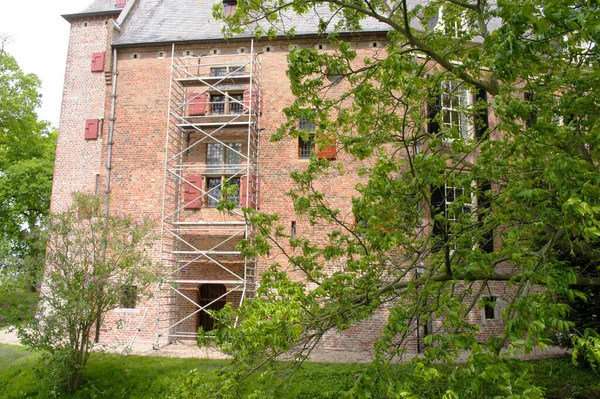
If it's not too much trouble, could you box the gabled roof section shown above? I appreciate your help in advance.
[62,0,124,21]
[113,0,393,46]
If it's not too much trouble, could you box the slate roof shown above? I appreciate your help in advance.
[81,0,122,13]
[62,0,123,21]
[71,0,500,46]
[112,0,400,46]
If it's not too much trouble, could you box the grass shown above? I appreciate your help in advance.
[1,344,599,398]
[0,344,227,399]
[530,357,600,399]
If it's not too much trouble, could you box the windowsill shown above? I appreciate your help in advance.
[115,308,141,314]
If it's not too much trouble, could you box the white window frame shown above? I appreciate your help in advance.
[205,142,243,207]
[440,81,474,140]
[435,6,467,38]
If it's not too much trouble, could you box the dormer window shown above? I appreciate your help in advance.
[436,7,467,38]
[223,0,237,17]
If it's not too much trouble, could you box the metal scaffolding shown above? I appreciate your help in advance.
[128,42,261,350]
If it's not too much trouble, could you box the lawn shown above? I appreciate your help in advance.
[0,344,599,398]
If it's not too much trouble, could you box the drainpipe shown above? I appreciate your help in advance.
[95,47,118,344]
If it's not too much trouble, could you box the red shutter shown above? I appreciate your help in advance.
[240,175,248,207]
[184,175,203,209]
[241,175,260,208]
[188,92,207,116]
[115,0,127,8]
[243,90,250,113]
[243,89,262,115]
[85,119,100,140]
[317,138,337,160]
[91,52,105,72]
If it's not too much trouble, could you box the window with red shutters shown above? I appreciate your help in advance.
[183,175,203,209]
[91,52,105,72]
[115,0,127,8]
[85,119,100,140]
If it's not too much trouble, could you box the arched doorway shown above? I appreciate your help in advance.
[197,284,227,332]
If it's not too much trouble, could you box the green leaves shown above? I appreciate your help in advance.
[0,50,55,278]
[195,0,600,396]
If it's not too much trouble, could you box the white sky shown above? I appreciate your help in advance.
[1,1,90,127]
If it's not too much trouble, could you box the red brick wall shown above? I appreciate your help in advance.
[51,16,114,212]
[54,33,512,353]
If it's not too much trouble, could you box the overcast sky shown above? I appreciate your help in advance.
[1,1,89,127]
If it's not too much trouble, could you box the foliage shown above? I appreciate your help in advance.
[0,290,38,328]
[0,45,56,289]
[14,194,160,393]
[205,0,600,396]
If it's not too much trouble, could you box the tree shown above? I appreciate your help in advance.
[0,42,56,289]
[182,0,600,397]
[14,194,159,393]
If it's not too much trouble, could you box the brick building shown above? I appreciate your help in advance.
[53,0,508,356]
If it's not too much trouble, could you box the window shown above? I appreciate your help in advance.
[428,81,488,140]
[441,81,472,139]
[483,296,500,321]
[210,92,244,115]
[206,143,242,207]
[121,285,137,309]
[206,177,240,207]
[431,178,493,253]
[436,7,467,38]
[210,65,245,77]
[223,0,237,17]
[298,118,316,159]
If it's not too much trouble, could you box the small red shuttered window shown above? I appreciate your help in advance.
[91,52,105,72]
[183,175,203,209]
[317,137,337,160]
[115,0,127,8]
[187,92,207,116]
[85,119,100,140]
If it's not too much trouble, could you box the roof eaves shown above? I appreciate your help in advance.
[62,10,122,22]
[111,30,391,48]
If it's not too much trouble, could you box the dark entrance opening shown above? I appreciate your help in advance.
[198,284,227,332]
